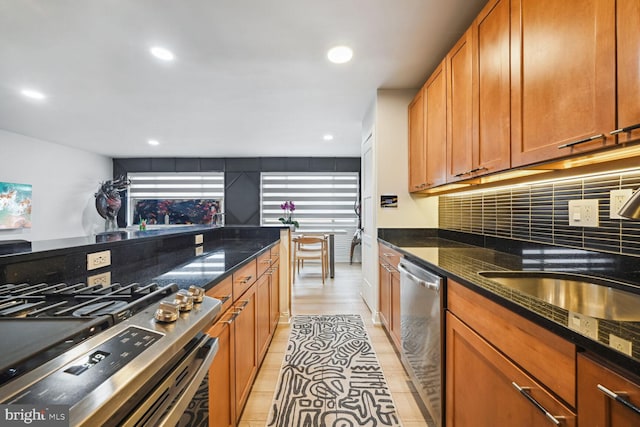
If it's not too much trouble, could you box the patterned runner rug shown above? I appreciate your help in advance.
[266,314,402,427]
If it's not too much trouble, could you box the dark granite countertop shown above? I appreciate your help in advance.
[378,229,640,375]
[0,225,219,260]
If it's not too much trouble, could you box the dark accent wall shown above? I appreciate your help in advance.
[113,157,361,226]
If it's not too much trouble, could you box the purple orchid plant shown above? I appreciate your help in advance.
[278,200,299,228]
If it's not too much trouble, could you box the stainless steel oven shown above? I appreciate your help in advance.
[398,259,443,427]
[0,281,221,426]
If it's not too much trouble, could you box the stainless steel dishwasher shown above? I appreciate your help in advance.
[398,258,443,427]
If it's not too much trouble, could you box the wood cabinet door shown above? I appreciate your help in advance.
[390,268,401,348]
[510,0,616,167]
[616,0,640,143]
[446,28,474,182]
[269,262,280,334]
[446,312,576,427]
[408,88,427,192]
[234,284,257,418]
[473,0,511,175]
[207,313,235,427]
[256,274,271,362]
[378,259,391,331]
[425,60,448,188]
[578,353,640,427]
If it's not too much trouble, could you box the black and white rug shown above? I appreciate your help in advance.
[267,314,402,427]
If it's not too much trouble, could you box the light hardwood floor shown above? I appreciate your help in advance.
[238,262,430,427]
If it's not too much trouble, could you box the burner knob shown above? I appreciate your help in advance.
[174,289,194,311]
[155,301,179,323]
[188,285,205,303]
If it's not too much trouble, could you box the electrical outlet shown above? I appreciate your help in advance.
[87,250,111,270]
[609,334,633,356]
[568,312,599,340]
[568,199,599,227]
[195,234,203,245]
[609,189,633,219]
[87,271,111,287]
[195,246,204,256]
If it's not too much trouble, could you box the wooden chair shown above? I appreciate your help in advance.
[292,236,327,283]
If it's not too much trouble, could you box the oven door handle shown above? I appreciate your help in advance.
[156,336,219,427]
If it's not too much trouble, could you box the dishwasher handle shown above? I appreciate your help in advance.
[398,262,441,291]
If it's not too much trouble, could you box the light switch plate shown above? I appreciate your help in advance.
[568,312,599,340]
[568,199,599,227]
[609,189,633,219]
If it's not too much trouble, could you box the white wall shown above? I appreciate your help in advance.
[0,130,112,241]
[375,89,438,228]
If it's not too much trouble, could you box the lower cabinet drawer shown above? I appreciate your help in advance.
[206,275,233,313]
[233,260,257,301]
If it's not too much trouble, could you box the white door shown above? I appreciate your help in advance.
[360,130,377,316]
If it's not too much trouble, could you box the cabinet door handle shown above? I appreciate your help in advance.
[469,166,488,174]
[511,382,562,425]
[557,134,605,149]
[597,384,640,416]
[610,122,640,135]
[223,312,238,324]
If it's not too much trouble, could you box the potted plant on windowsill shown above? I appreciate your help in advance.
[278,200,299,231]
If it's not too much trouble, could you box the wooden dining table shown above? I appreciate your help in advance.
[291,230,346,278]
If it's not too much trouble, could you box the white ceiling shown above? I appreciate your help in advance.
[0,0,487,159]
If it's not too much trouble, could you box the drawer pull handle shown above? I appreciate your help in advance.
[239,275,253,284]
[597,384,640,416]
[610,122,640,135]
[557,134,605,149]
[512,382,562,425]
[215,294,232,304]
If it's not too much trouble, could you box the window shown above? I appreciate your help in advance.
[260,172,359,262]
[127,172,224,226]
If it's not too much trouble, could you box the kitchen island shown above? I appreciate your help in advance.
[0,226,287,426]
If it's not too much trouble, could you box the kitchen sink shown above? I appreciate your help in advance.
[478,271,640,322]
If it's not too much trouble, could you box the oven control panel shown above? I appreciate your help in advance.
[9,327,162,406]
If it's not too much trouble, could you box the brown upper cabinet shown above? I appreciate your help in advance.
[409,0,636,191]
[447,0,511,183]
[446,28,474,182]
[408,89,427,191]
[425,61,448,189]
[472,0,511,176]
[510,0,616,167]
[615,0,640,143]
[408,61,448,192]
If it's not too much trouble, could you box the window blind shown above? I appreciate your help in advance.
[260,172,360,262]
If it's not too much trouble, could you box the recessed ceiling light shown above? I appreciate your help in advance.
[327,46,353,64]
[148,139,160,146]
[20,88,46,100]
[150,46,175,61]
[323,134,334,141]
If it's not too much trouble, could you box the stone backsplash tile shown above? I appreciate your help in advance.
[439,170,640,257]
